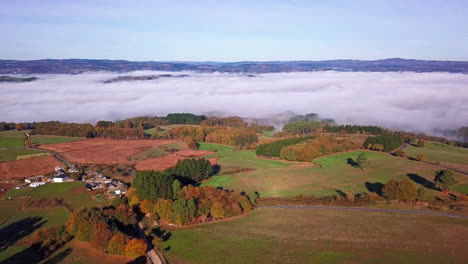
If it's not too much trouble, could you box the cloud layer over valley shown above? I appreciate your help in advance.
[1,71,467,134]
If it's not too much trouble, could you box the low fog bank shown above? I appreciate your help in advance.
[1,71,467,136]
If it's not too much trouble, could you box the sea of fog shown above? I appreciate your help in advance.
[1,70,468,134]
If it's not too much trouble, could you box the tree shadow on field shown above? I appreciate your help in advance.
[126,255,147,264]
[152,227,172,242]
[365,182,384,196]
[0,217,45,252]
[407,173,437,190]
[346,158,359,168]
[0,245,72,264]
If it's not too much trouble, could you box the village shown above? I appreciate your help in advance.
[21,165,128,197]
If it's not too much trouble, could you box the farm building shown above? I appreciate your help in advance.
[25,175,46,184]
[29,182,46,187]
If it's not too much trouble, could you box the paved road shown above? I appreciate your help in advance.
[33,148,73,168]
[137,222,165,264]
[256,205,468,219]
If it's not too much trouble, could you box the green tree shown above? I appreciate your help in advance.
[133,171,174,201]
[434,169,457,191]
[355,152,370,171]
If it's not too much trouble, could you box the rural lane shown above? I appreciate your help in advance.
[256,205,468,219]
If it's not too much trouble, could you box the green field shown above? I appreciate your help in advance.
[262,130,275,137]
[4,182,109,209]
[164,207,468,264]
[198,142,234,152]
[129,147,167,161]
[406,141,468,165]
[203,150,468,198]
[30,135,83,145]
[0,130,44,161]
[0,199,23,224]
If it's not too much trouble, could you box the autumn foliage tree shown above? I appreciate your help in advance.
[382,179,418,200]
[107,232,129,255]
[124,238,148,258]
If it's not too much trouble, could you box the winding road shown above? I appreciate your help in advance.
[256,205,468,219]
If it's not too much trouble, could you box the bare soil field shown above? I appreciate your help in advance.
[39,138,175,164]
[0,156,62,179]
[136,152,217,171]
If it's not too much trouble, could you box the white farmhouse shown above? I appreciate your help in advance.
[53,174,69,183]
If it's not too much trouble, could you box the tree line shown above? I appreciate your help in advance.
[256,136,315,158]
[166,126,259,149]
[323,124,386,135]
[279,136,361,162]
[364,133,405,152]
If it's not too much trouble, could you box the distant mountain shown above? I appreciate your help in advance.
[1,58,468,74]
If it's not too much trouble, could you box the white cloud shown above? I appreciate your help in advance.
[1,71,467,134]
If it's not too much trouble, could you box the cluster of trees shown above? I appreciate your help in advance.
[205,127,258,149]
[200,116,246,127]
[382,179,419,200]
[166,126,259,149]
[131,185,252,225]
[248,123,274,133]
[279,136,361,162]
[364,134,405,152]
[65,205,147,257]
[31,121,145,139]
[256,136,314,157]
[133,158,214,201]
[288,113,335,125]
[323,125,386,135]
[166,113,207,125]
[0,122,35,131]
[283,121,321,135]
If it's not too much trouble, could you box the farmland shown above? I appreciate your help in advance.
[38,138,175,164]
[0,130,43,161]
[203,149,468,199]
[4,182,109,209]
[30,135,83,145]
[0,156,62,179]
[406,141,468,174]
[164,207,468,264]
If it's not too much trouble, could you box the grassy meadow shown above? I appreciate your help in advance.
[0,130,43,161]
[164,207,468,264]
[406,141,468,166]
[203,149,468,199]
[4,182,109,209]
[30,135,83,145]
[129,146,168,161]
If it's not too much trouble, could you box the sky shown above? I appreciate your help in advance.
[1,0,467,61]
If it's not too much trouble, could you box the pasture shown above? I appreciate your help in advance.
[129,146,168,161]
[164,207,468,264]
[30,135,83,145]
[203,150,468,199]
[4,182,109,209]
[406,142,468,174]
[0,130,43,161]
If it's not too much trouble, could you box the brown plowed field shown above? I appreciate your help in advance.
[39,138,175,164]
[0,156,62,179]
[135,152,217,171]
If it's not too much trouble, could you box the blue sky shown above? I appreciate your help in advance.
[1,0,467,61]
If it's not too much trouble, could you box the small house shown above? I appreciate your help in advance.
[25,175,44,184]
[53,174,69,183]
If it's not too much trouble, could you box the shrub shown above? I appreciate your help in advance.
[394,149,407,158]
[416,153,425,161]
[417,139,425,147]
[382,179,418,200]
